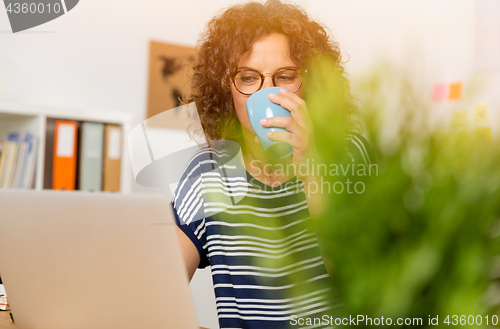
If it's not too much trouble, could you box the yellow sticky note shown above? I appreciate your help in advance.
[451,110,468,127]
[448,82,462,100]
[474,104,489,122]
[476,127,492,141]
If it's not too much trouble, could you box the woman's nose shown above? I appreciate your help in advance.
[261,75,274,89]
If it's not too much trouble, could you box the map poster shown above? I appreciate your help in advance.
[146,40,197,129]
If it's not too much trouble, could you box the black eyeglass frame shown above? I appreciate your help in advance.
[231,68,306,95]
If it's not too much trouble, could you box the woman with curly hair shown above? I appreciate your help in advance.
[173,1,374,328]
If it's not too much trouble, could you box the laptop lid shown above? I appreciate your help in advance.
[0,190,198,329]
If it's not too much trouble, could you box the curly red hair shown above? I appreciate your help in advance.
[189,0,359,141]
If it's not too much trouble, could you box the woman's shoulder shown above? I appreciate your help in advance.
[173,141,243,202]
[343,132,376,165]
[181,145,222,175]
[171,145,217,220]
[172,141,246,226]
[179,142,239,178]
[174,145,220,194]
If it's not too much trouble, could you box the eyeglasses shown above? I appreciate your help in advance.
[232,68,305,95]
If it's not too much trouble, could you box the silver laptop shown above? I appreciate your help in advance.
[0,190,198,329]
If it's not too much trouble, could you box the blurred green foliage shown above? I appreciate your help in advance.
[304,58,500,328]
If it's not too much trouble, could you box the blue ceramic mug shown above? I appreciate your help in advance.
[246,87,293,158]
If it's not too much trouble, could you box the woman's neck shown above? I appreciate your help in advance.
[239,128,294,187]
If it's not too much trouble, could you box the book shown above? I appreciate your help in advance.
[44,119,56,189]
[0,132,39,189]
[103,124,122,192]
[79,122,104,192]
[9,132,31,188]
[1,133,23,188]
[11,141,28,188]
[0,141,8,186]
[22,136,38,189]
[52,120,79,190]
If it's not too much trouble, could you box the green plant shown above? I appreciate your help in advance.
[305,59,500,328]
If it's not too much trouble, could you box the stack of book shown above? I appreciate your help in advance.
[0,132,38,189]
[44,119,122,192]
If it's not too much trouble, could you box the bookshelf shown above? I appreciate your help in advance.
[0,102,133,193]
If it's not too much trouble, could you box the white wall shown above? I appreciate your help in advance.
[0,0,491,122]
[1,0,497,133]
[1,1,498,328]
[0,0,500,131]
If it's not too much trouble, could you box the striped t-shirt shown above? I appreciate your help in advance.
[173,133,375,329]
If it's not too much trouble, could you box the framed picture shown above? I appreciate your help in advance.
[146,40,197,129]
